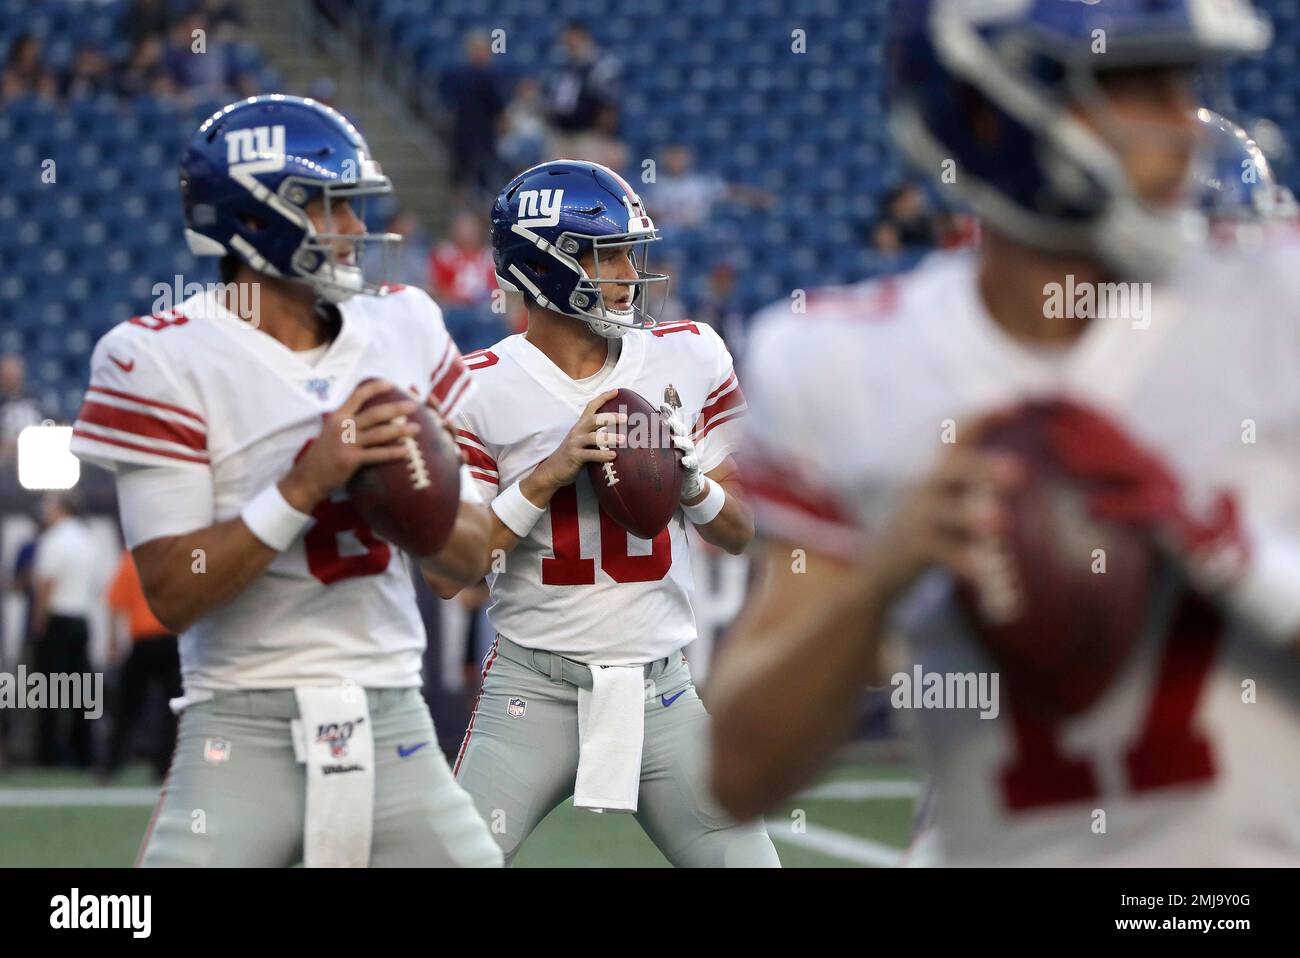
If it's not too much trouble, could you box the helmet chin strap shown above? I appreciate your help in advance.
[1092,199,1207,282]
[299,259,364,303]
[583,312,633,339]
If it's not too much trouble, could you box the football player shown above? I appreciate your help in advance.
[449,160,779,867]
[70,95,502,867]
[711,0,1300,865]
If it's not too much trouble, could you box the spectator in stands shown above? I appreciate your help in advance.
[1,34,57,102]
[129,0,174,51]
[498,77,548,173]
[544,23,622,161]
[165,10,228,97]
[652,255,690,327]
[440,31,508,199]
[61,46,117,100]
[431,210,511,351]
[30,491,97,769]
[582,103,628,171]
[869,181,940,254]
[103,549,180,782]
[198,0,245,34]
[0,354,41,465]
[119,34,173,98]
[430,210,496,307]
[692,261,747,356]
[386,210,434,290]
[644,145,774,230]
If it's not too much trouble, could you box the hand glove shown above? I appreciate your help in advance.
[660,402,705,502]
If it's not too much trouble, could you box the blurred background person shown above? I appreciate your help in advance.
[0,354,42,466]
[430,209,507,351]
[544,22,622,162]
[440,30,509,202]
[385,209,435,290]
[866,181,977,257]
[60,46,117,99]
[30,491,97,769]
[101,549,179,783]
[1,33,56,102]
[867,181,939,254]
[497,77,548,174]
[644,145,774,232]
[0,532,39,768]
[692,261,747,357]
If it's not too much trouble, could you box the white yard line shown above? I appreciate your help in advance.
[795,779,922,801]
[0,787,159,808]
[767,820,904,867]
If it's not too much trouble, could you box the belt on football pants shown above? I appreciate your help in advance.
[492,634,683,690]
[195,686,419,719]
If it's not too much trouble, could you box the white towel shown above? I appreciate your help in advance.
[574,665,646,812]
[293,684,375,867]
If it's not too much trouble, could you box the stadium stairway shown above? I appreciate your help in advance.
[241,0,452,231]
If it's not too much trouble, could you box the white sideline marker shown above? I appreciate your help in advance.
[0,787,159,807]
[767,820,904,867]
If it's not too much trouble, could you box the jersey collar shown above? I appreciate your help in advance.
[507,330,646,410]
[182,288,372,407]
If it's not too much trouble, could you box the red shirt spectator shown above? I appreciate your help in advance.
[430,211,496,306]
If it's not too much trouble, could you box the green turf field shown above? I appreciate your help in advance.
[0,756,915,867]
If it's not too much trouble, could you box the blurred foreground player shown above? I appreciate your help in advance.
[712,0,1300,865]
[71,95,501,867]
[450,161,779,866]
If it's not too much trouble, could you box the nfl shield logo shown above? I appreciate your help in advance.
[305,377,332,400]
[204,738,231,764]
[507,697,527,718]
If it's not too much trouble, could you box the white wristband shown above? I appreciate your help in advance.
[1222,531,1300,647]
[492,480,546,538]
[682,478,726,526]
[241,483,313,551]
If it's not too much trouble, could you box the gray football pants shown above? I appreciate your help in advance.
[453,636,780,867]
[138,686,502,867]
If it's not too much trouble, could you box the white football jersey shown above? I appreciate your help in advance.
[455,321,745,664]
[743,247,1300,866]
[71,284,473,692]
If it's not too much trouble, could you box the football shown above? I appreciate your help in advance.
[585,387,684,539]
[346,380,462,557]
[954,402,1156,719]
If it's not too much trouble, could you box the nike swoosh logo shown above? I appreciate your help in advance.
[108,354,135,373]
[396,742,430,758]
[661,690,686,707]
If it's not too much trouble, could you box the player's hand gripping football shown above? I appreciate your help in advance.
[659,402,705,503]
[1042,399,1248,589]
[530,388,626,491]
[281,378,421,512]
[868,438,1024,602]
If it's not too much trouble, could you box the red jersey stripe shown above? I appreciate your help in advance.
[72,428,210,465]
[86,385,206,426]
[79,400,207,451]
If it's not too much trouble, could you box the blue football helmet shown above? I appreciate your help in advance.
[1193,108,1297,222]
[180,95,400,302]
[889,0,1273,278]
[490,160,667,338]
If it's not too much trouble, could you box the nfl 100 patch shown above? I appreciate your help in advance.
[204,738,231,764]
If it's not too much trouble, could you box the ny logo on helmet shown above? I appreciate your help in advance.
[226,125,286,175]
[517,188,563,228]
